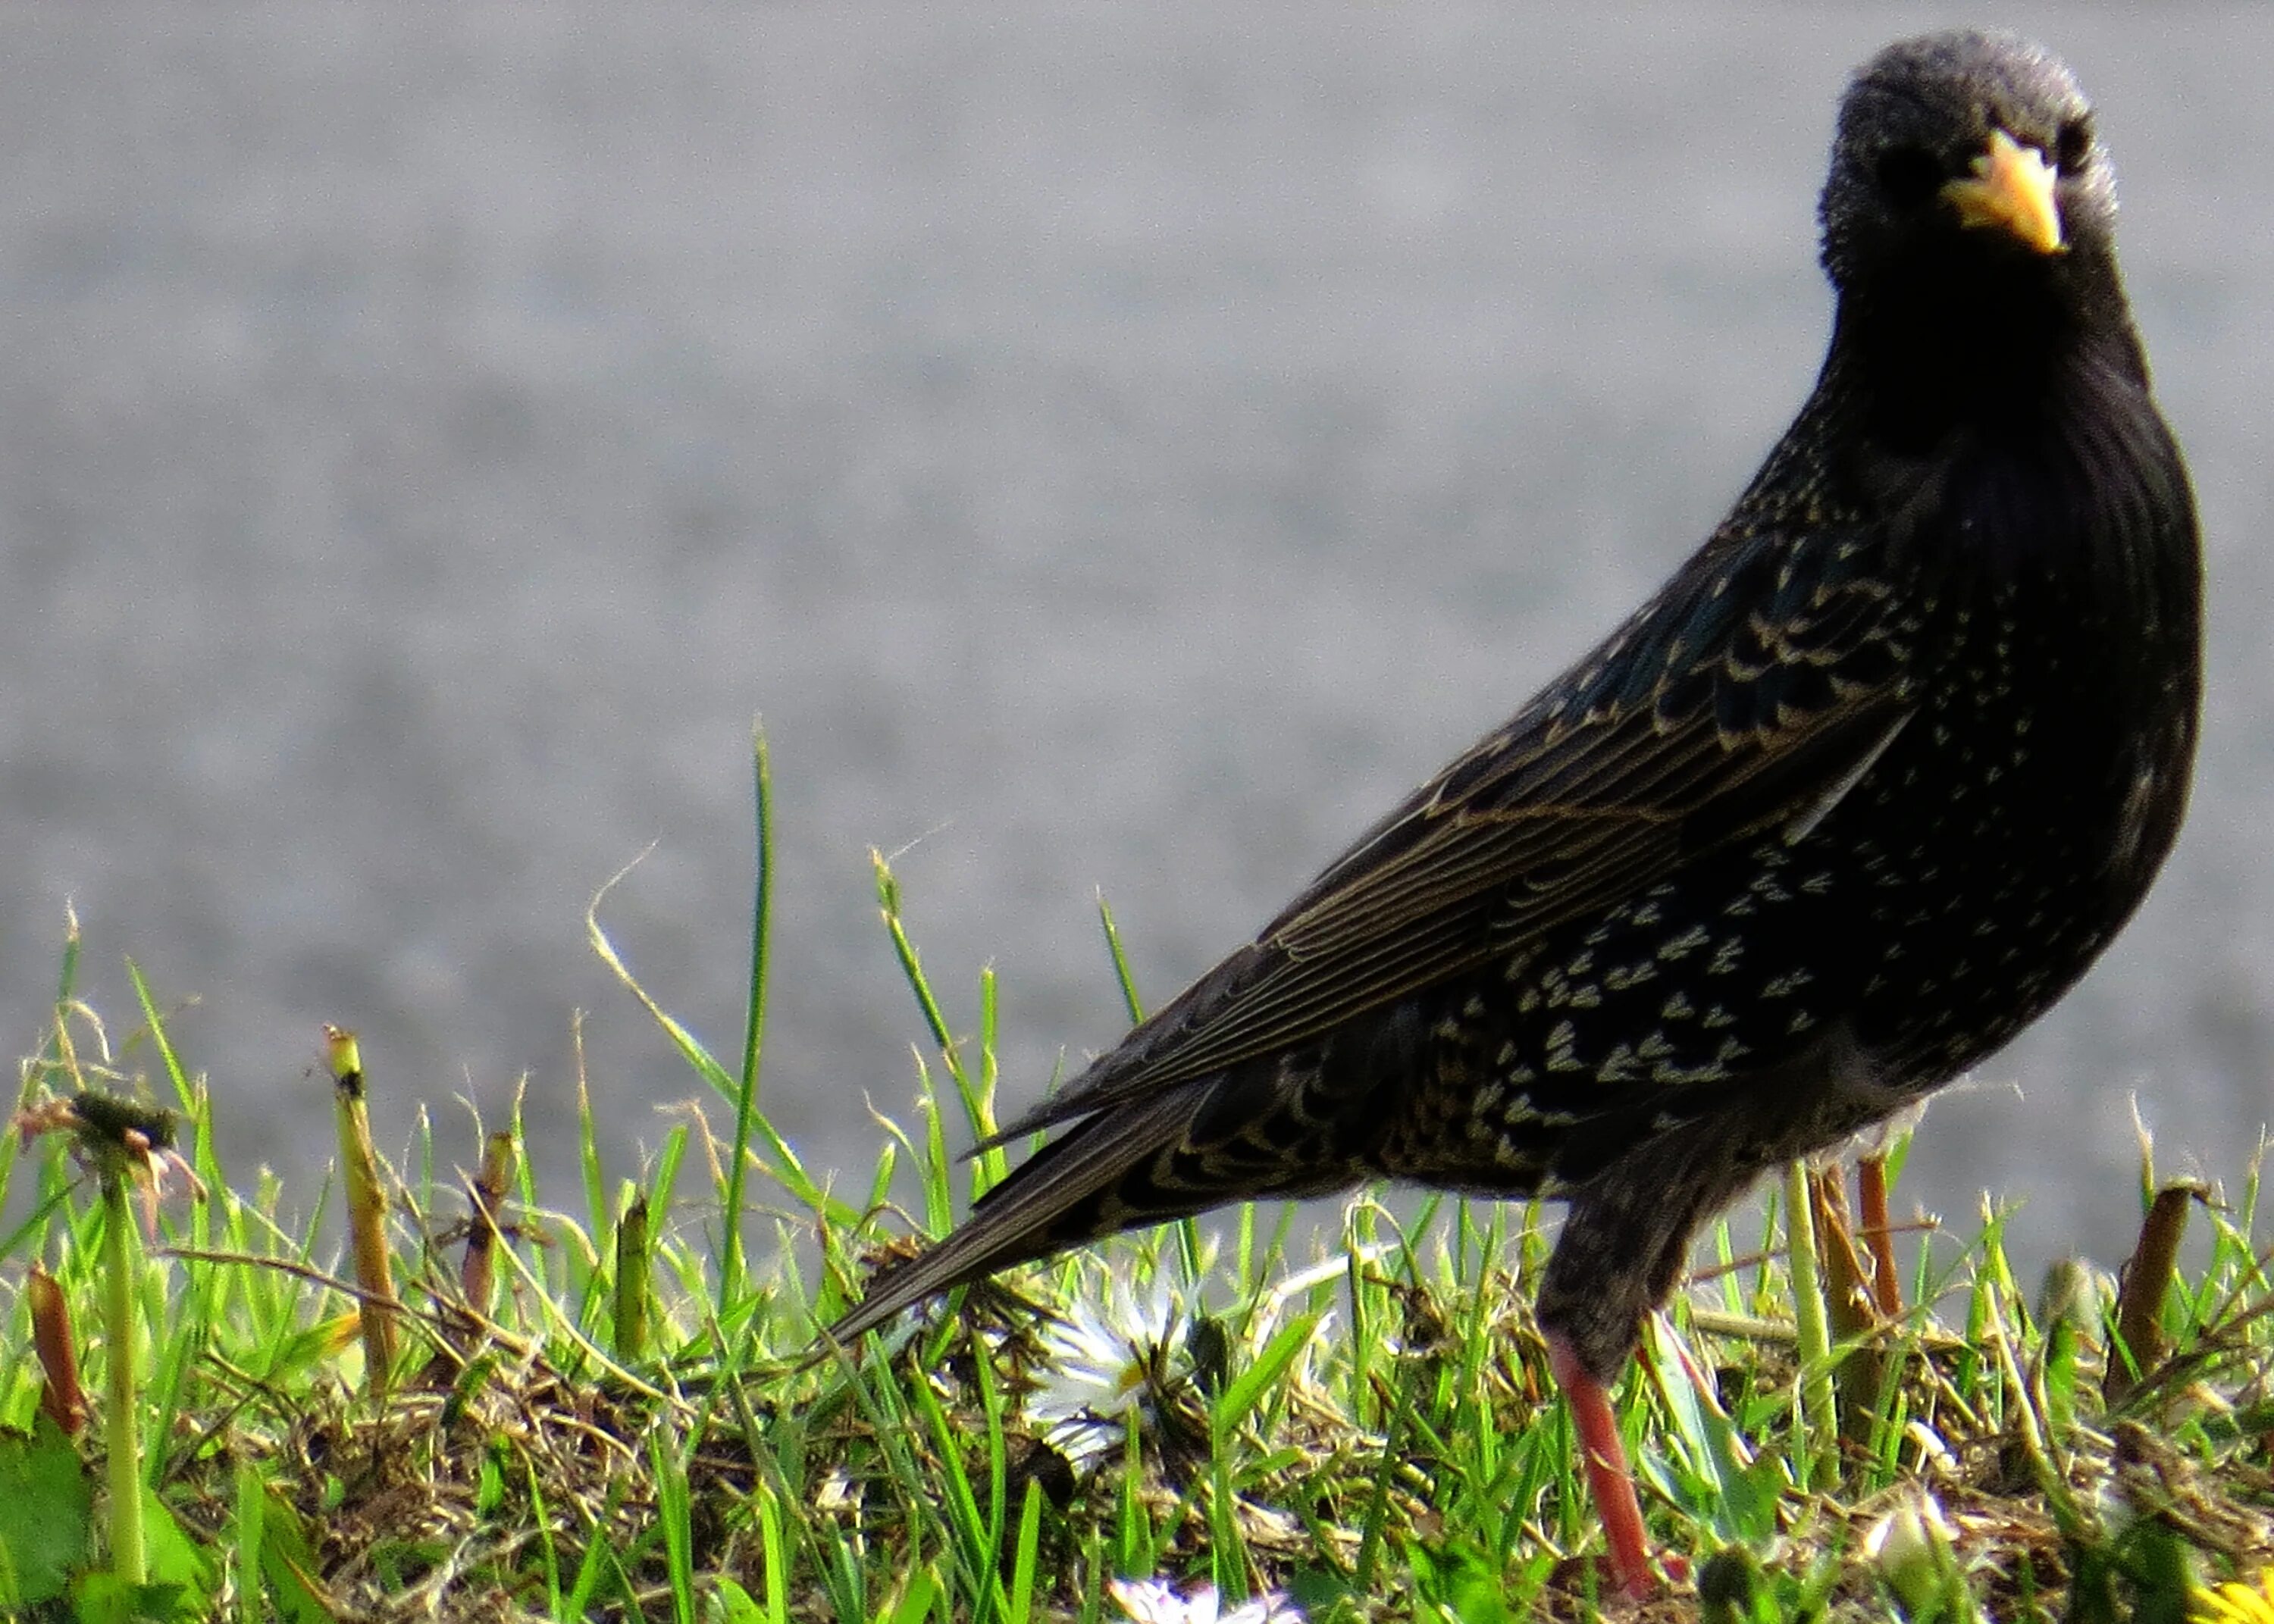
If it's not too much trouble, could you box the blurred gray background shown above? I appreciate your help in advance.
[3,5,2266,1271]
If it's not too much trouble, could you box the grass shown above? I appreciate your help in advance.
[0,728,2269,1622]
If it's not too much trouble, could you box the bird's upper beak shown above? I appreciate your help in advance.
[1940,128,2065,255]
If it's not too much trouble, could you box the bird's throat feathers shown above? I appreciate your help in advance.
[1831,237,2141,453]
[1825,303,2185,617]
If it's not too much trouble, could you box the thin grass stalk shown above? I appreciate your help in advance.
[971,967,1006,1197]
[653,1425,694,1624]
[1982,1281,2073,1526]
[233,1459,265,1624]
[102,1170,145,1585]
[873,853,960,1076]
[616,1190,653,1361]
[124,962,211,1241]
[1783,1159,1837,1487]
[1006,1479,1043,1624]
[1096,895,1144,1027]
[573,1014,608,1250]
[753,1481,789,1624]
[723,721,775,1306]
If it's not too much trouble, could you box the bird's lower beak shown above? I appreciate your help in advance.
[1940,128,2065,255]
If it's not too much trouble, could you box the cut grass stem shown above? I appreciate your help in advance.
[101,1169,145,1586]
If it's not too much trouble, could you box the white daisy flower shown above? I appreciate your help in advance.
[1107,1577,1305,1624]
[1863,1489,1962,1619]
[1025,1272,1190,1467]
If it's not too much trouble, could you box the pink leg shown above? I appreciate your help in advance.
[1546,1332,1655,1602]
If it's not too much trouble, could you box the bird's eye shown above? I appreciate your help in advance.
[1875,145,1944,208]
[2053,116,2094,174]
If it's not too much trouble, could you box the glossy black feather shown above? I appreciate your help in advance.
[825,30,2201,1371]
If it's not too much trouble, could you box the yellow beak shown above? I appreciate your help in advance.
[1940,128,2065,254]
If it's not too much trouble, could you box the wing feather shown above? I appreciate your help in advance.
[981,521,1916,1148]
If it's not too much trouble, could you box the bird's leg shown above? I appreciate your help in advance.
[1546,1330,1655,1602]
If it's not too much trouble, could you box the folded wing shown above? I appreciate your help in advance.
[983,518,1916,1144]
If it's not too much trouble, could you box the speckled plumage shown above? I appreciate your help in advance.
[827,33,2200,1578]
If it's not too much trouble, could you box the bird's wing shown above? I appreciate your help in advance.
[982,521,1916,1144]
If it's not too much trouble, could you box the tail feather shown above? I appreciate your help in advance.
[819,1085,1205,1348]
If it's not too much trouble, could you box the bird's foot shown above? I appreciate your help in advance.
[1546,1331,1658,1603]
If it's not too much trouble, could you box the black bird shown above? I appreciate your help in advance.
[825,30,2200,1597]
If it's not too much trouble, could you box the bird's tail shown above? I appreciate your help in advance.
[819,1085,1209,1349]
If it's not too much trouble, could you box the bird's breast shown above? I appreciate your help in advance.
[1837,423,2198,1077]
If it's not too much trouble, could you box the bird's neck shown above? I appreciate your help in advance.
[1821,251,2147,456]
[1797,269,2190,622]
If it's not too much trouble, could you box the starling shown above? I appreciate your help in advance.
[825,30,2200,1597]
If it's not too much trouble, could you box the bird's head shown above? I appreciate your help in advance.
[1818,31,2119,320]
[1815,31,2142,436]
